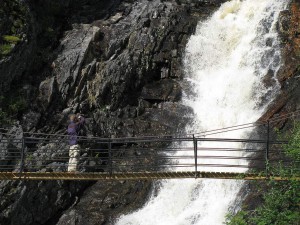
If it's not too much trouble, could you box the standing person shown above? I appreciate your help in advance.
[67,113,85,172]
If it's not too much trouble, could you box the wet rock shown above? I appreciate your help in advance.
[161,67,170,78]
[0,180,91,225]
[57,209,85,225]
[262,69,276,88]
[38,77,56,110]
[22,111,41,131]
[56,180,152,225]
[258,92,289,123]
[75,60,96,100]
[278,10,291,36]
[142,102,193,131]
[109,12,124,24]
[277,1,300,83]
[85,0,202,111]
[53,24,100,100]
[141,79,181,102]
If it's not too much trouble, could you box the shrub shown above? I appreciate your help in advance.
[0,95,27,125]
[2,35,21,44]
[0,44,13,55]
[225,122,300,225]
[225,211,248,225]
[284,122,300,163]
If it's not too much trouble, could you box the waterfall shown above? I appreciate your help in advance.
[115,0,289,224]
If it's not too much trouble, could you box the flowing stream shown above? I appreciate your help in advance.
[116,0,289,224]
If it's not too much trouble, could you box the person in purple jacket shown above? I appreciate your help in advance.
[67,113,85,172]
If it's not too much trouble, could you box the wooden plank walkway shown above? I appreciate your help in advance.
[0,172,298,181]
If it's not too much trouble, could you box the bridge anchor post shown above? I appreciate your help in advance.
[108,139,113,178]
[193,135,198,179]
[265,120,270,178]
[19,136,25,178]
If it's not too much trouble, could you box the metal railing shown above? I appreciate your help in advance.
[2,110,300,180]
[0,128,298,180]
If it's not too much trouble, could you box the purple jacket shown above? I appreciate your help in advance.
[68,117,85,146]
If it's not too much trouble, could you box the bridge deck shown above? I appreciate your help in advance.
[0,172,298,181]
[1,126,299,182]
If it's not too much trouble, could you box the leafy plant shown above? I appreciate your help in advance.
[0,35,21,56]
[0,95,27,125]
[0,44,13,55]
[284,122,300,163]
[2,35,21,44]
[225,122,300,225]
[225,211,248,225]
[251,181,300,225]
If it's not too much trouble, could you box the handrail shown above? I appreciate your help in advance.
[0,131,296,181]
[0,112,299,181]
[1,109,300,140]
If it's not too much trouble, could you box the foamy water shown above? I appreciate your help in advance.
[116,0,289,224]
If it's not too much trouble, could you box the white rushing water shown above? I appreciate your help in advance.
[116,0,289,224]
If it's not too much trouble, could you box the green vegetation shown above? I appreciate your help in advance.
[225,122,300,225]
[0,35,21,55]
[284,122,300,163]
[0,44,13,55]
[2,35,21,44]
[226,211,248,225]
[226,180,299,225]
[0,0,28,58]
[0,94,27,125]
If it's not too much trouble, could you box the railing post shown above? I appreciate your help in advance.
[265,120,270,178]
[193,135,198,178]
[19,136,25,174]
[108,138,113,177]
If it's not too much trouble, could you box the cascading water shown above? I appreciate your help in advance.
[116,0,289,224]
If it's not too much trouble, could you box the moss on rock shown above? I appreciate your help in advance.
[0,0,29,58]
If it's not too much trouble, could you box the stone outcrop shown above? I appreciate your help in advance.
[259,0,300,126]
[52,24,100,100]
[56,180,152,225]
[0,1,225,224]
[0,180,91,225]
[277,1,300,83]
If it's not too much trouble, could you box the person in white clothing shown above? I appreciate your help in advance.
[67,114,85,172]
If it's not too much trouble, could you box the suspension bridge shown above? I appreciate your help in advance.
[0,112,299,181]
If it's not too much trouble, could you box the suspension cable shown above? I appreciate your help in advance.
[1,110,300,139]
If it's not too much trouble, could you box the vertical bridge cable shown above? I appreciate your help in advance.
[193,135,198,178]
[19,137,25,176]
[265,120,270,177]
[108,139,113,177]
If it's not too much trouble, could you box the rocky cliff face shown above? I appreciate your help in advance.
[259,0,300,127]
[0,0,225,224]
[0,0,299,224]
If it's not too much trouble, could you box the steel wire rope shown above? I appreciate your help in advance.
[1,110,300,149]
[187,109,300,137]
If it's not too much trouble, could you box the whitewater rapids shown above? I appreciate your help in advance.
[115,0,289,224]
